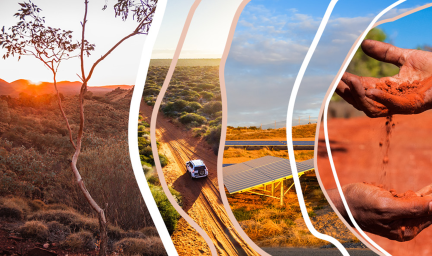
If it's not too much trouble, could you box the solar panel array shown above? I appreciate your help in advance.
[223,156,315,194]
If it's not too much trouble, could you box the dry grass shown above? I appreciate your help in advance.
[226,172,357,247]
[18,221,49,241]
[114,237,167,256]
[226,124,316,140]
[61,231,95,250]
[0,197,31,220]
[223,148,314,164]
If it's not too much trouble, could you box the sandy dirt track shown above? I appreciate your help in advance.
[317,111,432,256]
[141,103,259,256]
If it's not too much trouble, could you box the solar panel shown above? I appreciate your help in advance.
[223,156,314,194]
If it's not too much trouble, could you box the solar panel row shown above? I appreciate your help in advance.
[223,156,314,194]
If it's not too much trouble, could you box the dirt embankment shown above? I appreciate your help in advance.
[141,103,258,256]
[317,111,432,256]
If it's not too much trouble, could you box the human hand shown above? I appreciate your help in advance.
[336,39,432,117]
[328,182,432,242]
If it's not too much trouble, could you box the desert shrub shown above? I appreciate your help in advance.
[179,113,206,126]
[149,185,180,235]
[114,237,167,256]
[187,102,202,112]
[198,83,214,90]
[19,221,49,241]
[142,165,153,175]
[143,87,160,96]
[140,226,159,237]
[200,91,214,101]
[204,125,221,155]
[208,116,222,127]
[0,100,11,123]
[159,154,169,167]
[107,225,124,240]
[0,200,25,220]
[192,126,207,137]
[147,175,160,186]
[61,231,95,250]
[46,221,71,242]
[84,91,93,100]
[44,204,73,211]
[122,231,146,239]
[172,99,188,111]
[202,101,222,115]
[73,138,153,230]
[30,209,97,234]
[233,207,254,222]
[0,143,57,197]
[27,199,46,212]
[181,90,200,101]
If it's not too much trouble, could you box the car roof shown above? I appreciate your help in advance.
[191,159,205,167]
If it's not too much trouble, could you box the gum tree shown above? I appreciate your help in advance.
[0,1,157,255]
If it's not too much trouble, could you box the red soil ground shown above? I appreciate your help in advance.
[317,110,432,256]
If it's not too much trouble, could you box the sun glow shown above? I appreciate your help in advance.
[29,80,43,85]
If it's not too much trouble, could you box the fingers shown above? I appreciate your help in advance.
[366,89,424,114]
[361,39,409,67]
[342,73,389,117]
[416,185,432,197]
[335,80,360,110]
[388,196,432,219]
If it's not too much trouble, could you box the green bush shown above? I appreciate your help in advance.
[150,185,180,235]
[202,101,222,115]
[233,207,254,222]
[209,116,222,127]
[198,83,214,90]
[200,91,214,101]
[205,125,221,155]
[159,154,169,167]
[180,90,200,101]
[179,113,206,126]
[188,102,202,112]
[143,87,160,96]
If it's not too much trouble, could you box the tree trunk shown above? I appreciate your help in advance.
[98,211,108,256]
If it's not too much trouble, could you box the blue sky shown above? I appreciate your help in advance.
[379,6,432,49]
[225,0,432,127]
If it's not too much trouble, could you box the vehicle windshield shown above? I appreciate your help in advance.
[194,166,206,172]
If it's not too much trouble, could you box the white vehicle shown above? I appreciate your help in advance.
[186,159,208,179]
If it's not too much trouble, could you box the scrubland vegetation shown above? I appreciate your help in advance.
[226,125,316,140]
[224,125,357,248]
[143,66,222,154]
[227,173,358,248]
[138,115,181,235]
[0,89,166,255]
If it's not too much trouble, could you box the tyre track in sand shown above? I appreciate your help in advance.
[141,102,258,256]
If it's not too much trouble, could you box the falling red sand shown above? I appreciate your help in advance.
[318,111,432,256]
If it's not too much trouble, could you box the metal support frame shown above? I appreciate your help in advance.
[243,171,310,206]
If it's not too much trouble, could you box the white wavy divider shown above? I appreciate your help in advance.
[286,1,405,256]
[127,0,178,255]
[323,1,406,256]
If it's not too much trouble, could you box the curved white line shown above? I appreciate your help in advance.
[285,1,350,255]
[323,1,406,256]
[218,1,271,255]
[128,0,178,255]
